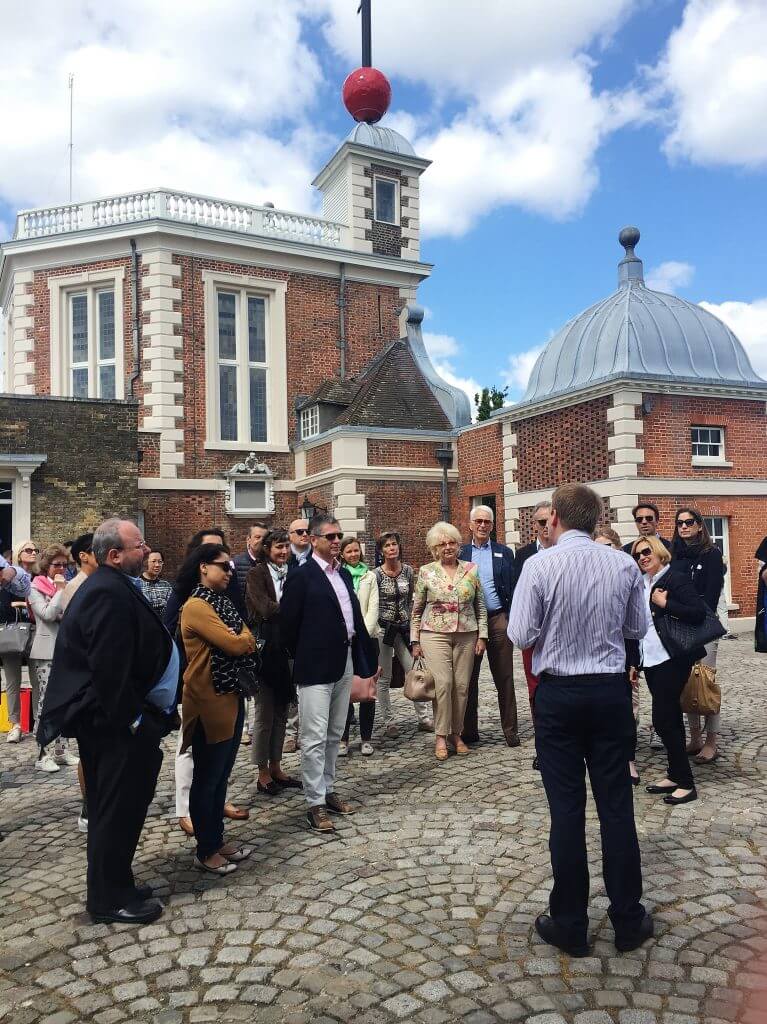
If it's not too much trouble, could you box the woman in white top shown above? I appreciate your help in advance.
[632,536,706,806]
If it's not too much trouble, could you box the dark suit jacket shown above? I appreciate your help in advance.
[514,542,540,581]
[280,557,377,686]
[648,568,708,664]
[38,565,173,745]
[459,540,515,614]
[233,549,258,598]
[622,535,672,555]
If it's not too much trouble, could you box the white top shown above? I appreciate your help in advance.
[641,565,671,668]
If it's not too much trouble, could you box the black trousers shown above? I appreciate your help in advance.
[343,700,375,741]
[644,658,695,790]
[77,718,163,914]
[535,673,645,945]
[189,700,244,861]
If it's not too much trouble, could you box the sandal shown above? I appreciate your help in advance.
[435,746,448,761]
[178,816,194,837]
[694,746,719,764]
[193,856,237,875]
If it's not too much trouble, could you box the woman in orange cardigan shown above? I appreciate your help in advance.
[179,543,258,875]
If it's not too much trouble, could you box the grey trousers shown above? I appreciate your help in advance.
[250,687,289,767]
[299,651,353,807]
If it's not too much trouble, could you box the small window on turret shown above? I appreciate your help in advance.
[374,176,398,225]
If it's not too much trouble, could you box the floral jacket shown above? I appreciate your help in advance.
[410,560,488,641]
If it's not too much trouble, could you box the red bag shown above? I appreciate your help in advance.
[350,668,379,702]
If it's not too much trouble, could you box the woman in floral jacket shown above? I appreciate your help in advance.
[411,522,487,761]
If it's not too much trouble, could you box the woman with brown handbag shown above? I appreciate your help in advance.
[410,522,487,761]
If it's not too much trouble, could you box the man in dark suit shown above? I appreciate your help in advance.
[622,503,672,555]
[287,517,311,573]
[233,522,269,595]
[460,505,519,745]
[38,518,177,925]
[280,514,377,833]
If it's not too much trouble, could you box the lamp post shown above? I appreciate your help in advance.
[299,494,327,522]
[434,446,453,522]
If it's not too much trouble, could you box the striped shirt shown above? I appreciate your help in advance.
[507,529,649,676]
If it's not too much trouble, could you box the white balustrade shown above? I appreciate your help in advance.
[12,188,346,249]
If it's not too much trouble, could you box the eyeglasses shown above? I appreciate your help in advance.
[50,561,69,569]
[633,548,653,560]
[676,517,697,528]
[291,528,308,536]
[473,518,493,526]
[208,561,233,572]
[22,547,38,554]
[535,518,549,527]
[319,532,343,542]
[634,515,656,523]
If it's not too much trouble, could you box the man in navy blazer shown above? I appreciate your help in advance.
[280,514,377,833]
[459,505,520,746]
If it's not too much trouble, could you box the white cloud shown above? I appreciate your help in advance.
[0,1,325,214]
[656,0,767,167]
[645,260,695,293]
[502,346,545,395]
[699,297,767,377]
[423,331,459,360]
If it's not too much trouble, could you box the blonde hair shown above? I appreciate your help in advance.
[425,521,462,559]
[631,535,671,565]
[593,526,622,548]
[13,539,39,574]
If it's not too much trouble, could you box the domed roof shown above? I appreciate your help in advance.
[523,227,764,405]
[345,121,416,157]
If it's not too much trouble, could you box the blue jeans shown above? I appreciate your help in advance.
[189,700,244,860]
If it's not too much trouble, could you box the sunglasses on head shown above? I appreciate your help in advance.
[319,531,343,542]
[634,514,656,523]
[676,517,697,528]
[633,547,653,561]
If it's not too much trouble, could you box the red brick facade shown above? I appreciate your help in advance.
[639,395,767,479]
[366,439,441,467]
[516,397,610,491]
[304,443,332,477]
[360,480,457,569]
[455,423,506,542]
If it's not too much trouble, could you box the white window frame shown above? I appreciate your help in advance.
[703,515,733,606]
[48,268,125,398]
[691,425,731,466]
[373,175,400,226]
[300,405,320,441]
[202,271,288,451]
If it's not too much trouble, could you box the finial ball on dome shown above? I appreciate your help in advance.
[619,226,641,254]
[342,66,392,124]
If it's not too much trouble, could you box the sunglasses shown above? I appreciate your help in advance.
[319,532,343,542]
[208,561,233,572]
[291,528,308,536]
[50,561,69,569]
[473,518,493,525]
[676,517,697,528]
[633,548,653,560]
[634,515,656,523]
[22,547,38,554]
[535,518,549,527]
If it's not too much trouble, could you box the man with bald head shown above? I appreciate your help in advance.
[288,518,311,572]
[39,518,178,925]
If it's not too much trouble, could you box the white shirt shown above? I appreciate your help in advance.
[641,565,671,667]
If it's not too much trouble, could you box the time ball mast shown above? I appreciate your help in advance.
[341,0,392,124]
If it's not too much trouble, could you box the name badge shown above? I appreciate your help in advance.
[493,552,503,558]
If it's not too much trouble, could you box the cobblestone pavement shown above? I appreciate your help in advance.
[1,636,766,1024]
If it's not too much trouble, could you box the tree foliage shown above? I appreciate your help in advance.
[474,386,508,421]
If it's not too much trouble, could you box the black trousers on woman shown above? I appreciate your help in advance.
[644,659,695,790]
[189,699,244,861]
[343,700,375,741]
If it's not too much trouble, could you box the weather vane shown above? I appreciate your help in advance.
[342,0,391,124]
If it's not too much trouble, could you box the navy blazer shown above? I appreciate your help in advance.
[648,567,708,664]
[280,556,377,686]
[459,540,516,615]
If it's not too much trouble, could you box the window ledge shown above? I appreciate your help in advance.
[204,441,291,454]
[691,457,733,468]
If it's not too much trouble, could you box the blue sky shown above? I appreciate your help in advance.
[1,1,766,405]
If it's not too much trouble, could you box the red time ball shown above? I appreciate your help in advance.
[342,66,392,124]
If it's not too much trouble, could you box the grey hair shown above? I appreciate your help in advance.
[425,521,462,558]
[309,513,340,537]
[533,500,552,515]
[470,504,494,522]
[92,518,128,565]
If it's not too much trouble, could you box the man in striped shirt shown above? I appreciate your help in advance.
[508,483,652,958]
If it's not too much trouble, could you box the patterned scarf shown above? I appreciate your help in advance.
[190,584,259,696]
[267,561,288,602]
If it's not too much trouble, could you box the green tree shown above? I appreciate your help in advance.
[474,386,508,421]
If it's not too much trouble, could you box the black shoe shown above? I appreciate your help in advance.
[460,734,480,745]
[134,884,153,900]
[532,757,540,771]
[645,783,677,794]
[272,776,303,789]
[257,780,281,796]
[615,912,654,952]
[534,914,588,958]
[90,898,163,925]
[663,788,697,805]
[631,774,641,787]
[505,734,521,748]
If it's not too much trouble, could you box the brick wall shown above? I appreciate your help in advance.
[638,494,766,618]
[516,397,610,491]
[456,423,505,543]
[638,395,767,479]
[0,394,138,546]
[139,432,161,477]
[366,439,441,468]
[305,443,332,476]
[360,480,457,569]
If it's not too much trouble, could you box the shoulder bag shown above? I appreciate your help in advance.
[680,661,721,716]
[404,656,435,702]
[655,607,725,660]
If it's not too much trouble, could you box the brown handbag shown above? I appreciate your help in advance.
[350,669,379,702]
[680,661,721,716]
[403,657,435,702]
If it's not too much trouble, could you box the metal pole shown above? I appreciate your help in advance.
[68,73,74,202]
[440,465,449,522]
[360,0,372,66]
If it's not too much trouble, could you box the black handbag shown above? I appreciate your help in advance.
[655,607,726,660]
[0,609,34,658]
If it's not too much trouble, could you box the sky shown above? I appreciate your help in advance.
[1,0,766,409]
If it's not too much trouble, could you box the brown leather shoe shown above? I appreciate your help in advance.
[325,793,355,815]
[307,805,335,832]
[223,803,249,821]
[178,816,194,837]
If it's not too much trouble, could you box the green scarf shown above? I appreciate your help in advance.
[345,560,369,593]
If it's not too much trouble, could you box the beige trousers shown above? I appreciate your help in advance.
[420,631,477,738]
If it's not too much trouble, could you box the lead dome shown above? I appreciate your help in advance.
[523,227,764,405]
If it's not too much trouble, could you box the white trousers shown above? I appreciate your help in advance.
[377,633,431,726]
[174,729,194,817]
[298,650,353,807]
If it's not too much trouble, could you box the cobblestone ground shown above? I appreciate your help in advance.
[1,636,766,1024]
